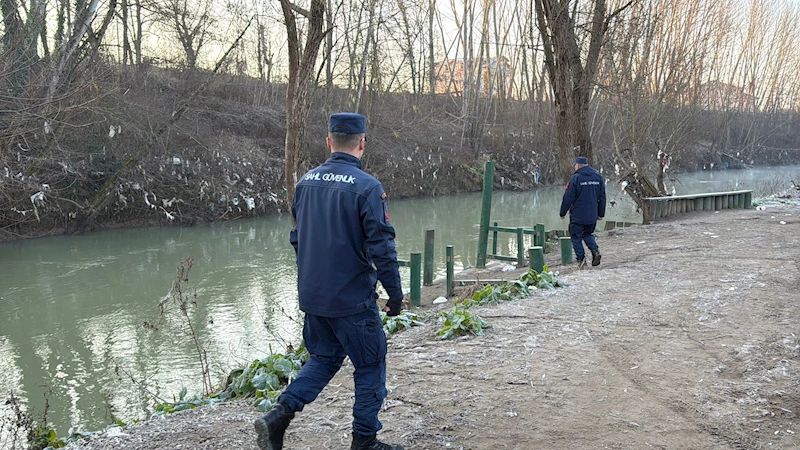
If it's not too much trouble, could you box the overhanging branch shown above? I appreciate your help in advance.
[290,2,310,18]
[606,0,635,26]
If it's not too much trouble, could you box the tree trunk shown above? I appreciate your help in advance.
[82,0,118,59]
[279,0,326,214]
[134,0,143,65]
[354,0,376,112]
[620,169,659,224]
[534,0,631,183]
[121,0,131,66]
[2,0,39,92]
[46,0,101,105]
[32,0,49,58]
[324,0,333,89]
[398,0,417,94]
[428,0,435,96]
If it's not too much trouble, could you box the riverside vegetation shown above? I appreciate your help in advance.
[1,262,566,449]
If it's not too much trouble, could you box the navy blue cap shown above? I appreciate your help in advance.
[328,113,366,134]
[574,156,589,165]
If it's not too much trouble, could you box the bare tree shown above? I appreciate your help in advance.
[534,0,632,182]
[396,0,419,94]
[279,0,326,211]
[354,0,377,112]
[121,0,133,66]
[148,0,214,70]
[1,0,43,92]
[46,0,102,105]
[428,0,436,95]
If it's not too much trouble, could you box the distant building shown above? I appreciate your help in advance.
[434,57,512,97]
[697,81,755,111]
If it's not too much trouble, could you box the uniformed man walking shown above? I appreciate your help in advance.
[559,156,606,268]
[254,113,404,450]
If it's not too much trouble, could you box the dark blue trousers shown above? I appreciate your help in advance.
[279,304,388,437]
[569,222,599,261]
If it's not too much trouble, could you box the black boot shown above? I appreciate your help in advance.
[591,248,601,266]
[254,402,295,450]
[350,432,404,450]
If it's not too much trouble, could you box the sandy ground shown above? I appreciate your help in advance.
[65,198,800,450]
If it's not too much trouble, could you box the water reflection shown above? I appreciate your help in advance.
[1,165,797,436]
[0,218,304,435]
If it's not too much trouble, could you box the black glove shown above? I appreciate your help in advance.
[385,298,403,316]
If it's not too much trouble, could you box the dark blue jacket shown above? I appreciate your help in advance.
[290,152,403,318]
[559,166,606,224]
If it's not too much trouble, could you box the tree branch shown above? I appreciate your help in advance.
[607,0,635,22]
[290,2,310,18]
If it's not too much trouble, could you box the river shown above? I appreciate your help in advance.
[0,165,797,437]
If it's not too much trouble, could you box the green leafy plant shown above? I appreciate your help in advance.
[1,391,67,450]
[521,266,568,289]
[380,310,426,336]
[222,346,309,412]
[436,305,489,340]
[29,426,65,449]
[463,279,531,307]
[152,386,223,416]
[436,268,566,339]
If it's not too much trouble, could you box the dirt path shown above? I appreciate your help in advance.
[66,200,800,450]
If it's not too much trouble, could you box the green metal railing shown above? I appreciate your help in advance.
[423,230,435,286]
[398,242,458,304]
[488,222,545,266]
[475,161,546,269]
[446,245,455,297]
[397,252,421,306]
[642,190,753,222]
[476,161,495,267]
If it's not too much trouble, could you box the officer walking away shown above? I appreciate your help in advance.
[254,113,404,450]
[559,156,606,268]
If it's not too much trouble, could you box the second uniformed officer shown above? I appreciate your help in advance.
[254,113,404,450]
[559,156,606,268]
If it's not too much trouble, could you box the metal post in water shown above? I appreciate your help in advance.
[410,252,422,306]
[446,245,455,297]
[559,236,573,265]
[476,161,495,267]
[423,229,434,286]
[534,223,545,250]
[516,227,525,266]
[529,246,544,273]
[492,221,498,256]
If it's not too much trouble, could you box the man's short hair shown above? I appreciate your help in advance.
[329,132,364,150]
